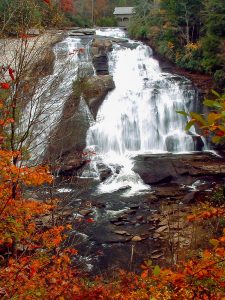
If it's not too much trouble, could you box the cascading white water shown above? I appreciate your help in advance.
[21,34,94,161]
[85,28,203,195]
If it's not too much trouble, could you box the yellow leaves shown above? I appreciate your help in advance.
[167,41,174,49]
[185,42,201,51]
[207,112,222,124]
[210,239,220,247]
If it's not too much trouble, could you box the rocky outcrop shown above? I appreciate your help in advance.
[132,152,225,185]
[44,92,90,172]
[96,163,113,181]
[83,75,115,118]
[90,38,113,75]
[44,74,114,172]
[69,28,95,36]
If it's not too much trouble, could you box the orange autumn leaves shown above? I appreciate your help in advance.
[1,66,225,298]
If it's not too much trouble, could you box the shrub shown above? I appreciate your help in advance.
[214,69,225,90]
[96,16,117,27]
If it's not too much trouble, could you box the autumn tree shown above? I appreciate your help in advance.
[60,0,75,13]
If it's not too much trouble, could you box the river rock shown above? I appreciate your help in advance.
[131,236,143,242]
[188,133,204,151]
[132,153,225,186]
[79,209,94,216]
[83,75,115,118]
[182,191,197,204]
[113,230,131,236]
[96,163,112,181]
[155,225,168,233]
[110,37,129,43]
[132,154,175,184]
[70,28,95,35]
[69,33,85,36]
[55,157,87,176]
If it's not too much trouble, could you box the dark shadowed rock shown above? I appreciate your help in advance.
[96,163,112,181]
[44,93,90,170]
[91,38,113,75]
[132,154,176,184]
[182,191,198,204]
[189,134,204,151]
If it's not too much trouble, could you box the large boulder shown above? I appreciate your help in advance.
[132,153,225,185]
[132,154,176,184]
[83,75,115,118]
[96,163,113,181]
[91,38,113,56]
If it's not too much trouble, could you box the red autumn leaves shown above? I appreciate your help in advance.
[0,66,15,90]
[0,83,10,89]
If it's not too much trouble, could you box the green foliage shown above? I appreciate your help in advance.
[129,0,225,88]
[73,76,90,98]
[210,186,225,206]
[128,18,149,39]
[0,0,42,34]
[214,70,225,90]
[66,14,91,27]
[0,0,67,36]
[178,91,225,144]
[96,16,117,27]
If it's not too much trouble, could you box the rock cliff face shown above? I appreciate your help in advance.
[90,38,113,75]
[83,75,115,118]
[44,73,115,175]
[45,36,115,173]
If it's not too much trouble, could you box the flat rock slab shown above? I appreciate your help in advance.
[70,28,95,35]
[69,33,85,36]
[132,152,225,185]
[154,184,187,198]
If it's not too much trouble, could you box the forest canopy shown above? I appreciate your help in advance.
[129,0,225,89]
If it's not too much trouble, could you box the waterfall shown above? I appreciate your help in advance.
[84,28,203,195]
[21,34,94,162]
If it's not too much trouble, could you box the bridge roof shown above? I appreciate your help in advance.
[113,7,135,15]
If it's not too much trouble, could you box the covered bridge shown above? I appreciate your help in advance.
[113,7,134,27]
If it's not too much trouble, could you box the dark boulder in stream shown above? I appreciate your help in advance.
[132,152,225,185]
